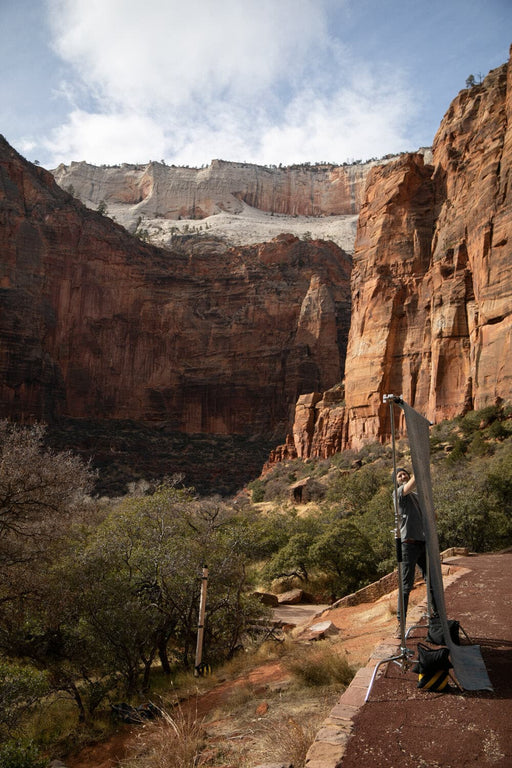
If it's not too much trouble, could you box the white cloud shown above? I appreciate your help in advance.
[48,0,329,110]
[44,110,167,165]
[257,70,415,165]
[43,0,416,167]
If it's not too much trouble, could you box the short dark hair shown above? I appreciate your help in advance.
[394,467,410,482]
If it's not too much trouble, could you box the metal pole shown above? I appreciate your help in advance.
[426,548,432,618]
[388,397,407,643]
[194,565,208,677]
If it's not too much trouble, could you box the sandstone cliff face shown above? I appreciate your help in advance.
[0,137,351,444]
[277,49,512,460]
[52,157,377,219]
[49,157,405,254]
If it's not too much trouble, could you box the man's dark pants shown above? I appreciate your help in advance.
[398,539,430,621]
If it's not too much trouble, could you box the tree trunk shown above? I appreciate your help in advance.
[141,649,157,692]
[158,637,171,675]
[70,682,87,723]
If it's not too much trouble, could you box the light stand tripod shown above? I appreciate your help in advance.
[365,394,414,701]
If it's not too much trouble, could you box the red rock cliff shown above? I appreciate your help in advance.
[0,137,351,439]
[278,48,512,460]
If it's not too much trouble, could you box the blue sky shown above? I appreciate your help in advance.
[1,0,510,169]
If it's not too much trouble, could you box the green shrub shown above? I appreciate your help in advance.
[433,461,511,551]
[330,449,359,469]
[468,431,491,457]
[326,464,388,512]
[486,419,510,440]
[0,662,48,733]
[430,419,458,448]
[0,741,49,768]
[248,478,265,503]
[458,405,500,437]
[445,437,467,463]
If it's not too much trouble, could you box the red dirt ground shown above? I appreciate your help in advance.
[64,662,289,768]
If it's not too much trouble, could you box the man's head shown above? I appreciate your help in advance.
[395,467,411,486]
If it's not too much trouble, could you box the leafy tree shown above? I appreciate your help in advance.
[248,478,265,502]
[261,513,324,582]
[263,532,314,583]
[244,508,299,560]
[36,487,265,698]
[486,446,512,517]
[0,662,48,735]
[357,486,395,572]
[0,422,98,720]
[433,461,510,551]
[0,421,95,655]
[309,519,378,598]
[326,465,388,513]
[0,421,94,553]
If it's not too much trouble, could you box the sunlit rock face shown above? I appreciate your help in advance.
[51,156,377,219]
[269,49,512,462]
[345,53,512,447]
[50,156,407,254]
[0,138,351,440]
[2,47,512,484]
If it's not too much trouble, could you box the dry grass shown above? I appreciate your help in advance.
[116,642,347,768]
[85,622,361,768]
[284,642,356,688]
[120,704,207,768]
[257,716,319,767]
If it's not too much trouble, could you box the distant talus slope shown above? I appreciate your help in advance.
[0,136,351,438]
[276,49,512,461]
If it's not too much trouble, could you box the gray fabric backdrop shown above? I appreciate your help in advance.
[399,400,492,691]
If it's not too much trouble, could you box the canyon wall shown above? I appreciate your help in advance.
[0,136,351,443]
[2,48,512,488]
[274,48,512,462]
[51,157,384,221]
[49,156,411,255]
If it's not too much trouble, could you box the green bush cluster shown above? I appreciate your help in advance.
[0,741,48,768]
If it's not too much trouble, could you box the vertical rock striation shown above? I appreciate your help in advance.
[277,48,512,461]
[0,138,351,442]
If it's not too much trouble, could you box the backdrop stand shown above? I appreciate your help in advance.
[365,394,414,702]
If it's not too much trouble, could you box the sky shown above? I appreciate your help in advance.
[1,0,511,170]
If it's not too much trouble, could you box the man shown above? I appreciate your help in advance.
[394,467,436,629]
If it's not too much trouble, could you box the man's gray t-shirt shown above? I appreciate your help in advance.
[396,485,425,541]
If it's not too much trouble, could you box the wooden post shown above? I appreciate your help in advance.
[194,565,208,676]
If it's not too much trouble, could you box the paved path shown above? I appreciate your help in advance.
[305,550,512,768]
